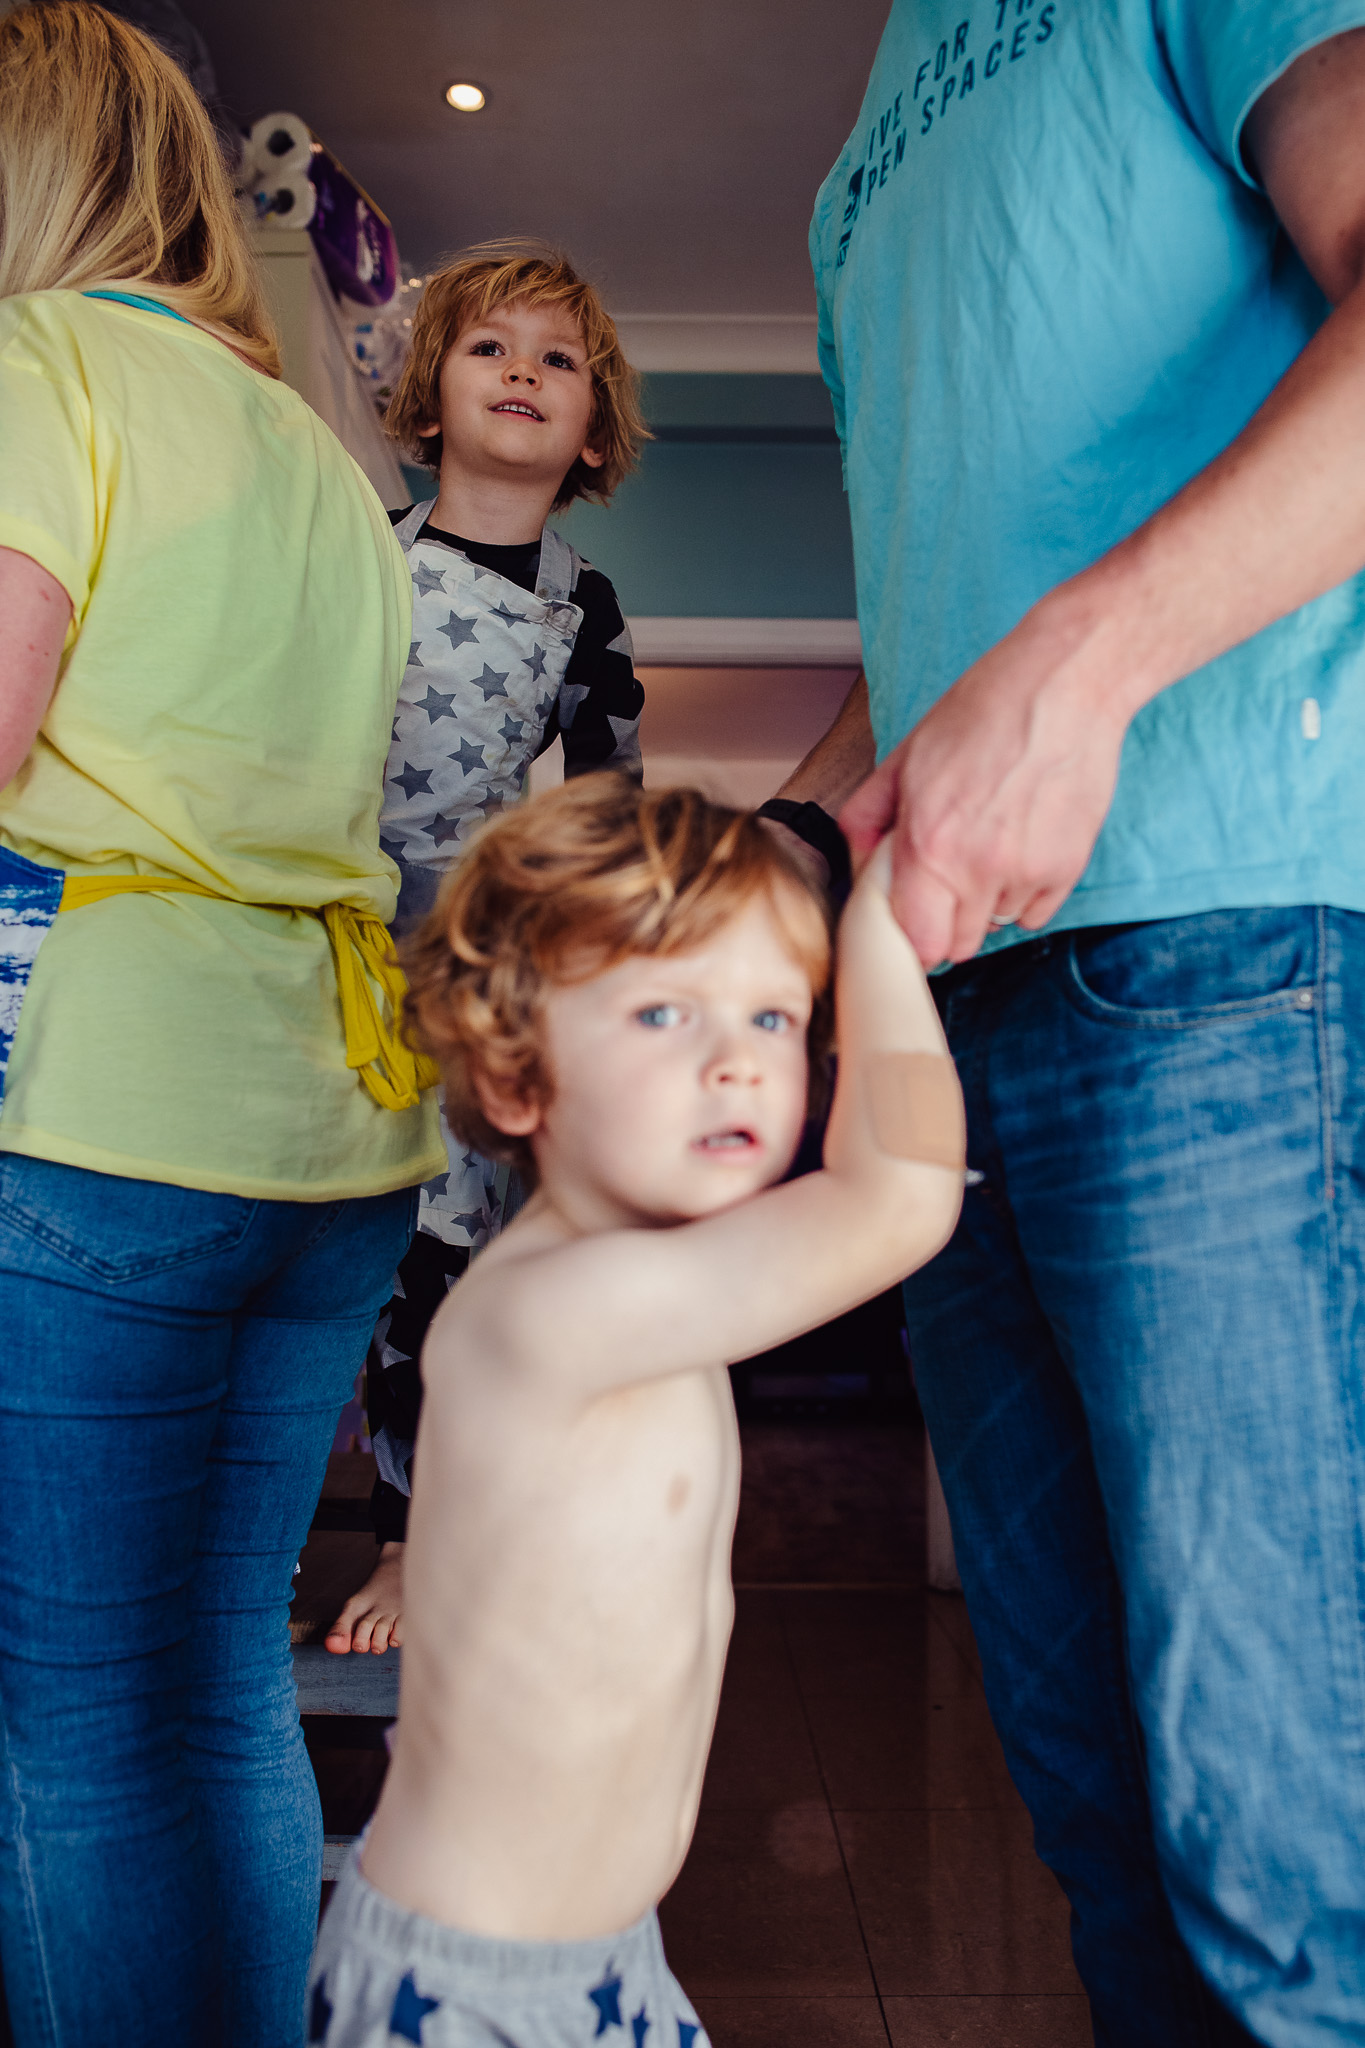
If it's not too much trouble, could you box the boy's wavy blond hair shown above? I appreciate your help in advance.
[0,1,280,377]
[385,239,648,509]
[403,776,833,1180]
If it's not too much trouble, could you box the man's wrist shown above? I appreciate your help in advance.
[1028,546,1176,728]
[756,798,853,902]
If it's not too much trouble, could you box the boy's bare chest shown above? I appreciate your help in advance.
[435,1366,739,1581]
[573,1369,740,1533]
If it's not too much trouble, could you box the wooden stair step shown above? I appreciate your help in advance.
[293,1641,400,1717]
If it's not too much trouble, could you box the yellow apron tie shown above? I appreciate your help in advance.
[57,875,438,1112]
[319,901,439,1112]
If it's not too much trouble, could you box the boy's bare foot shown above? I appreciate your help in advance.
[324,1542,405,1654]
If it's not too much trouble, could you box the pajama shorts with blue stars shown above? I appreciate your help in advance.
[308,1839,711,2047]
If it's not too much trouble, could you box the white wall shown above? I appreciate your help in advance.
[528,665,857,809]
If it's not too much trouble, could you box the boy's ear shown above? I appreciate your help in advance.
[473,1070,543,1139]
[416,419,441,440]
[576,439,606,472]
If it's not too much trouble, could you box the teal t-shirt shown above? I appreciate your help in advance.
[811,0,1365,942]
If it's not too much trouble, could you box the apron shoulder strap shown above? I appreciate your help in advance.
[535,526,577,606]
[393,499,438,552]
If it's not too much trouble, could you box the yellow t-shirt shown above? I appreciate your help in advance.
[0,290,443,1199]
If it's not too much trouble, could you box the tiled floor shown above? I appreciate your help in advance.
[308,1422,1092,2046]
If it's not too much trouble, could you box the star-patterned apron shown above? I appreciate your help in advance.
[382,501,584,1247]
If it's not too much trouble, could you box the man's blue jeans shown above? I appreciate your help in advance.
[904,907,1365,2048]
[0,1156,416,2048]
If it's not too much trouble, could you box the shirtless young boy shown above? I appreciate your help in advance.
[308,776,964,2047]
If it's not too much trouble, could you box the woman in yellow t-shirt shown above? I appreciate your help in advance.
[0,10,441,2043]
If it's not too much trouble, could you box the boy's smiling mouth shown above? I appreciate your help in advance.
[490,400,545,421]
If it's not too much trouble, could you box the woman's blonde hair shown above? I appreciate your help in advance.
[403,775,834,1180]
[0,1,280,376]
[385,239,648,508]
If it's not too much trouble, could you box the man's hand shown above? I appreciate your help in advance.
[841,592,1135,964]
[841,28,1365,968]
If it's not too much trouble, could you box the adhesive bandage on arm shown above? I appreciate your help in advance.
[866,1051,966,1171]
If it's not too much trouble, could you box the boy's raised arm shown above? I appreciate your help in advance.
[499,844,965,1398]
[819,837,965,1198]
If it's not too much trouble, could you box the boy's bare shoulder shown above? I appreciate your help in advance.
[429,1196,749,1409]
[423,1205,721,1401]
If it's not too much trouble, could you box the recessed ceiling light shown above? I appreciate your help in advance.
[445,82,486,113]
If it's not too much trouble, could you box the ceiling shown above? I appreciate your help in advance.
[185,0,890,316]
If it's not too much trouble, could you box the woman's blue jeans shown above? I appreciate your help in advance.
[0,1156,416,2048]
[905,907,1365,2048]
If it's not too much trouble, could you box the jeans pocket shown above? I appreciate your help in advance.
[1062,907,1319,1030]
[0,1154,256,1282]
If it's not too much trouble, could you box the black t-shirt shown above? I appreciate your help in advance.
[388,511,644,778]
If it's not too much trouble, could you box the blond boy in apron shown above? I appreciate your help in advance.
[326,244,647,1653]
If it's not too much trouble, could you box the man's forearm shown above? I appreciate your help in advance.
[1039,31,1365,730]
[776,671,876,812]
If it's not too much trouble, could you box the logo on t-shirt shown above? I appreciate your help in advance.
[837,0,1059,267]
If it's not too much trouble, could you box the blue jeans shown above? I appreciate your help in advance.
[904,907,1365,2048]
[0,1157,417,2048]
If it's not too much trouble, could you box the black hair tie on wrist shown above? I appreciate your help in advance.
[755,798,853,908]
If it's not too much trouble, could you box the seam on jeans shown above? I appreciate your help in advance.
[947,975,1011,1208]
[285,1186,419,1267]
[1061,945,1311,1031]
[286,1198,349,1261]
[1315,907,1335,1210]
[0,1697,60,2045]
[1102,1557,1224,2041]
[1313,911,1365,1760]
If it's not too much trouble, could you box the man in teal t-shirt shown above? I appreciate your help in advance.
[786,4,1365,2042]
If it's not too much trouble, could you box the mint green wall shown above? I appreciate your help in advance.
[401,374,856,620]
[560,375,855,619]
[629,374,841,431]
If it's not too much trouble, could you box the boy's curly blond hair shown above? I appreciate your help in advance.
[385,239,648,510]
[402,776,834,1179]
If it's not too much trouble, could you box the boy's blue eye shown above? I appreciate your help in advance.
[754,1010,793,1033]
[470,338,502,355]
[543,350,576,371]
[636,1003,683,1029]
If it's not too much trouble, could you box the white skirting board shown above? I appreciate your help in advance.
[628,618,862,668]
[610,314,821,375]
